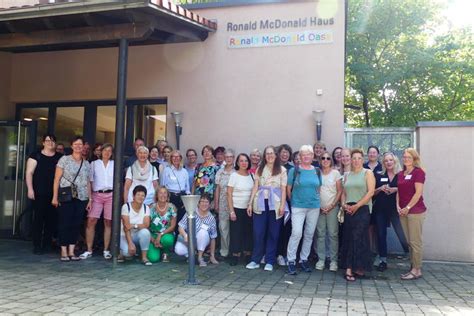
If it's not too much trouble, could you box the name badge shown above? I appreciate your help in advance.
[405,175,412,180]
[381,178,388,182]
[201,223,209,231]
[153,217,160,226]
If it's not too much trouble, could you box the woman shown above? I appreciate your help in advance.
[292,151,301,167]
[193,145,220,201]
[227,153,254,266]
[249,149,261,175]
[214,146,226,167]
[215,149,235,258]
[364,146,383,173]
[160,150,190,232]
[158,145,173,175]
[364,146,382,255]
[246,146,287,272]
[185,148,198,189]
[332,147,342,171]
[340,148,352,176]
[276,144,294,266]
[26,134,62,254]
[124,146,159,206]
[340,149,375,281]
[80,143,114,260]
[175,193,219,266]
[373,152,409,271]
[315,151,342,272]
[155,140,168,163]
[52,136,91,261]
[119,185,152,265]
[397,148,426,280]
[286,145,321,275]
[148,187,177,263]
[312,141,326,168]
[149,146,161,176]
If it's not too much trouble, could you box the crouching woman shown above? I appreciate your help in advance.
[174,193,219,267]
[119,185,152,265]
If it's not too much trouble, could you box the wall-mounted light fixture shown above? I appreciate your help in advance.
[171,111,183,150]
[312,109,325,141]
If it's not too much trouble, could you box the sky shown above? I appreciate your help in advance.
[444,0,473,29]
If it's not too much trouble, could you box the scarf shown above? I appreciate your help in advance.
[131,160,152,181]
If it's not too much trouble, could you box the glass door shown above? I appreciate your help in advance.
[0,121,34,238]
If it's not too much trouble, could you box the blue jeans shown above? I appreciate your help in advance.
[375,207,409,258]
[251,210,282,265]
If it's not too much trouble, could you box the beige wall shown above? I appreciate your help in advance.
[0,52,14,120]
[417,125,474,262]
[7,0,345,154]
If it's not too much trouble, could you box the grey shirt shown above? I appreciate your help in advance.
[57,155,91,201]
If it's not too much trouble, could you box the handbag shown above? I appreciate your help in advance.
[58,159,83,203]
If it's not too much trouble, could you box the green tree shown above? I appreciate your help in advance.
[346,0,473,127]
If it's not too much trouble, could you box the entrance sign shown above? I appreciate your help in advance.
[228,30,333,49]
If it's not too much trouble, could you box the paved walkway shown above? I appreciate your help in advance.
[0,240,473,315]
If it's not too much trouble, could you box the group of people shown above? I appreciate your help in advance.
[26,135,427,281]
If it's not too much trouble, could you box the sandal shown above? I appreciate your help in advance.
[103,250,112,260]
[143,260,152,266]
[161,253,169,263]
[345,273,356,282]
[117,256,125,263]
[79,251,92,260]
[401,271,422,280]
[209,256,219,265]
[60,256,70,262]
[70,256,81,261]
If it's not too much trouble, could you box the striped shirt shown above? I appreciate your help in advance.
[178,210,217,239]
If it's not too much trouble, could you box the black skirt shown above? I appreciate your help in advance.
[340,204,372,271]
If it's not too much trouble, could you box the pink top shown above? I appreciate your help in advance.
[397,167,426,214]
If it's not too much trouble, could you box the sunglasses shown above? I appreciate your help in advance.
[321,157,332,161]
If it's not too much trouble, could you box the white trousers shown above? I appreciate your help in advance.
[175,229,210,257]
[287,207,320,262]
[120,229,151,256]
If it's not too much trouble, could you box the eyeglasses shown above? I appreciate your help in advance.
[44,139,55,143]
[321,157,332,161]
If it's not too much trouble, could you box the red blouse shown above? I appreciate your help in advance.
[397,167,426,214]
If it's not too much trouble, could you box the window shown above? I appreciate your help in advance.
[20,107,48,146]
[55,107,84,145]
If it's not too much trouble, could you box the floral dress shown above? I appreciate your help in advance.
[194,163,220,201]
[149,203,177,237]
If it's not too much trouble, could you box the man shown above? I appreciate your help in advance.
[124,137,145,169]
[56,143,65,155]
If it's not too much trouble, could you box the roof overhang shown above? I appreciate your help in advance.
[0,0,217,52]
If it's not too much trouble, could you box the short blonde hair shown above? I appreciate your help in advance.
[299,144,314,154]
[136,145,149,155]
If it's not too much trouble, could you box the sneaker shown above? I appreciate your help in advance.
[260,256,266,264]
[287,262,297,275]
[300,260,312,273]
[329,261,338,272]
[315,260,325,271]
[79,251,92,260]
[377,261,387,272]
[277,255,287,266]
[264,263,273,272]
[373,255,380,267]
[246,261,260,270]
[198,258,207,267]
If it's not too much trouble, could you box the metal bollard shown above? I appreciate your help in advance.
[181,195,201,285]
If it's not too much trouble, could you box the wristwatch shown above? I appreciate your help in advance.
[134,224,138,229]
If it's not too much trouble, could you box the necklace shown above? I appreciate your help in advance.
[156,203,167,214]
